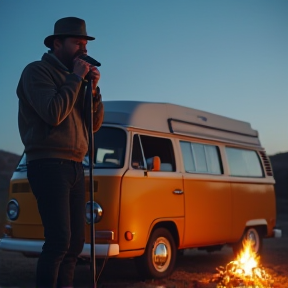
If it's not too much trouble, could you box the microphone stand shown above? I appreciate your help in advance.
[86,79,97,288]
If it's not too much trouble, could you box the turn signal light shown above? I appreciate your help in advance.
[125,231,134,241]
[4,225,12,237]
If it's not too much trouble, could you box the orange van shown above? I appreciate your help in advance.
[1,101,282,278]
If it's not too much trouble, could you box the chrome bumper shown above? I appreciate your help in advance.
[273,228,282,238]
[0,237,119,257]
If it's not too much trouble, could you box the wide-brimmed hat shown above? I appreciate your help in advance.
[44,17,95,48]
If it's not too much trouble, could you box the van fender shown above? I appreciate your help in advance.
[230,219,268,247]
[245,219,267,226]
[230,220,269,256]
[245,219,268,238]
[145,217,185,249]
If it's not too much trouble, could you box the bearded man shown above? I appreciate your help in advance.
[17,17,104,288]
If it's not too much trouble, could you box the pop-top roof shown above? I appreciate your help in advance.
[102,100,261,147]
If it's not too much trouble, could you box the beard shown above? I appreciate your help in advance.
[57,49,86,71]
[58,52,74,71]
[66,50,87,71]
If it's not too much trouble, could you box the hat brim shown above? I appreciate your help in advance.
[44,34,95,48]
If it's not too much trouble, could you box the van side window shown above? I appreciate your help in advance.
[225,147,263,177]
[180,141,222,174]
[132,134,176,171]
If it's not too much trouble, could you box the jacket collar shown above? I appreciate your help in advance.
[42,52,70,72]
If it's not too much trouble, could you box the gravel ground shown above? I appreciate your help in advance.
[0,216,287,288]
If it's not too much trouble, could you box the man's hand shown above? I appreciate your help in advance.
[73,58,91,79]
[89,66,101,96]
[73,58,101,96]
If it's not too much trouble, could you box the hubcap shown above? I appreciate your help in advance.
[246,228,259,253]
[152,237,171,272]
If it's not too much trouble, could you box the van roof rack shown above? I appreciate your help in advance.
[102,101,261,147]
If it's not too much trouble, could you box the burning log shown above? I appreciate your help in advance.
[211,240,274,287]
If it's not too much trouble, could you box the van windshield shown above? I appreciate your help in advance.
[15,153,27,171]
[83,127,126,169]
[17,127,126,171]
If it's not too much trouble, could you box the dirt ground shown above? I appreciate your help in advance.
[1,216,287,288]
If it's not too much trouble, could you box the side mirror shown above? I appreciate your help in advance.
[146,156,161,171]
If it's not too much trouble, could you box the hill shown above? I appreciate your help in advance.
[269,151,288,199]
[0,150,21,192]
[269,152,288,216]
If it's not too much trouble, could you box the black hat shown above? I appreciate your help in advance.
[44,17,95,48]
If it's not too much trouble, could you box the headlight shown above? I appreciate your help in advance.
[7,199,19,221]
[85,201,103,224]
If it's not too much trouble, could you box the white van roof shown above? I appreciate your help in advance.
[102,101,261,147]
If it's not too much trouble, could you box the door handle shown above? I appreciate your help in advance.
[173,189,184,195]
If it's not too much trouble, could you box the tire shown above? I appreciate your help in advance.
[233,227,263,256]
[135,228,176,279]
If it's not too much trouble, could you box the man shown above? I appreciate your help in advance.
[16,17,104,288]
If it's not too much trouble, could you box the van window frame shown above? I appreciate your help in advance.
[180,140,223,175]
[131,133,176,172]
[225,146,264,178]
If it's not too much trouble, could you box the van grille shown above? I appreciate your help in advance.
[12,182,32,193]
[259,151,273,176]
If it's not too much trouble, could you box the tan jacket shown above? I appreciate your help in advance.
[17,52,104,162]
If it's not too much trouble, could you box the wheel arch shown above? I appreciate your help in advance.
[135,222,179,279]
[245,219,267,237]
[232,224,266,256]
[148,220,180,249]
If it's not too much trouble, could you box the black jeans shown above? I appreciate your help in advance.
[27,158,86,288]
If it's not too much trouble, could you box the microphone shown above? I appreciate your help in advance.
[79,54,101,67]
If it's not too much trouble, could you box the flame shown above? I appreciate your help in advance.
[235,239,259,275]
[212,240,274,287]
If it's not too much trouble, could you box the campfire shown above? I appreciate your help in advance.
[212,240,274,287]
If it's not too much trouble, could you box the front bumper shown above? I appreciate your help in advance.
[273,227,282,238]
[0,237,119,257]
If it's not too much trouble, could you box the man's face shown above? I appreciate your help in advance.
[54,37,88,70]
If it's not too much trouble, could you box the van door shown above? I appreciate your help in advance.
[119,134,184,252]
[180,141,232,246]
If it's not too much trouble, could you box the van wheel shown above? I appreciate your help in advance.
[233,227,263,256]
[135,228,176,279]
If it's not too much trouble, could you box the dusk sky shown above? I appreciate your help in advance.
[0,0,287,156]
